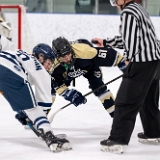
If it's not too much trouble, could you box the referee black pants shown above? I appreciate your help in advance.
[109,60,160,145]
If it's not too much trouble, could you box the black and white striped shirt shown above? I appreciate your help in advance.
[104,36,124,49]
[105,1,160,62]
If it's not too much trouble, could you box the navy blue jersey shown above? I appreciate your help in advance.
[50,43,119,95]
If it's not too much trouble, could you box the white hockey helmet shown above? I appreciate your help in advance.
[110,0,117,6]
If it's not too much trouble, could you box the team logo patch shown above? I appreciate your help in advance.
[68,69,87,78]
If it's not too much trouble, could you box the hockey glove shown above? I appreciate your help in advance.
[62,89,87,107]
[15,111,28,125]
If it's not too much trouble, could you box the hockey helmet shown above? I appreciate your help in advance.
[52,37,75,67]
[32,43,55,63]
[77,38,93,47]
[52,37,74,58]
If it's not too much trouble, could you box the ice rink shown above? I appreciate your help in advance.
[0,67,160,160]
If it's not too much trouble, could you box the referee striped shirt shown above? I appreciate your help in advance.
[106,1,160,62]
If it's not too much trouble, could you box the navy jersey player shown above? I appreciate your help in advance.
[50,37,127,118]
[0,42,71,152]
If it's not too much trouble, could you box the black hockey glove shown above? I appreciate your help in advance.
[15,111,28,125]
[62,89,87,107]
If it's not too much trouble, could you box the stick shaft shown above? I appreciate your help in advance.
[49,74,123,123]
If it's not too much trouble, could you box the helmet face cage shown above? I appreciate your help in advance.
[52,37,76,68]
[56,44,72,59]
[32,43,55,64]
[110,0,117,6]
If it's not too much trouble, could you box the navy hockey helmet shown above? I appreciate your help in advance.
[32,43,55,63]
[77,38,93,47]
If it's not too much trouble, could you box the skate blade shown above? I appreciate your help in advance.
[101,145,123,154]
[61,142,72,150]
[24,125,30,129]
[138,138,160,144]
[50,143,72,152]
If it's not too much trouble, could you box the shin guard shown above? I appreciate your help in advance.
[98,89,115,117]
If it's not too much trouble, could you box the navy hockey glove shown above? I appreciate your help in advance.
[15,111,28,125]
[62,89,87,107]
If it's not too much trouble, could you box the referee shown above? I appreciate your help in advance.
[97,0,160,153]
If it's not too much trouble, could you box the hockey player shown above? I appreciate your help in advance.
[0,42,71,152]
[50,37,127,118]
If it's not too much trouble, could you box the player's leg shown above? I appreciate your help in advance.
[86,66,115,117]
[138,79,160,143]
[0,65,71,152]
[100,61,160,152]
[100,73,143,153]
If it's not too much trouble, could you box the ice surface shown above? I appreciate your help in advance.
[0,68,160,160]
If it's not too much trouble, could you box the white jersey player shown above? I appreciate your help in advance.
[0,43,71,152]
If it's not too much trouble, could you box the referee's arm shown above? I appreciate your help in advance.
[121,13,140,61]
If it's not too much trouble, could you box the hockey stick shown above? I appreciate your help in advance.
[49,74,123,123]
[26,118,67,139]
[26,118,40,137]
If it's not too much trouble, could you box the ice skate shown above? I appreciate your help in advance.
[55,134,67,139]
[138,132,160,144]
[100,139,124,154]
[24,124,67,139]
[38,129,72,152]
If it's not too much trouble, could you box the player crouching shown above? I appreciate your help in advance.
[0,41,71,152]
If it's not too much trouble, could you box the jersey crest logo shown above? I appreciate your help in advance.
[68,69,87,77]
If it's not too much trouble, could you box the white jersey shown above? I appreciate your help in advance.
[0,49,52,106]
